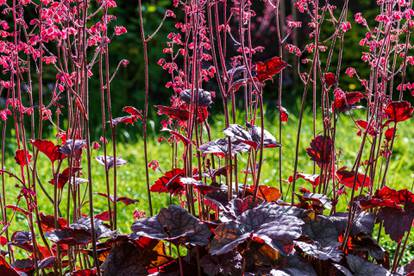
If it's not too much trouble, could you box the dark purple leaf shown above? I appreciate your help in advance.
[397,259,414,276]
[200,251,242,276]
[12,259,34,273]
[330,211,375,236]
[297,192,332,211]
[198,138,250,158]
[95,156,127,170]
[37,256,55,269]
[179,89,213,107]
[58,139,86,155]
[11,231,33,252]
[271,255,318,276]
[224,124,280,150]
[295,241,342,262]
[378,206,414,242]
[346,255,391,276]
[210,203,304,255]
[46,228,91,246]
[306,135,333,167]
[131,205,211,246]
[302,215,339,248]
[101,240,151,275]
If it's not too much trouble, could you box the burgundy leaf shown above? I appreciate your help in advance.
[0,256,19,276]
[39,212,68,232]
[306,135,333,167]
[324,72,337,86]
[96,193,139,206]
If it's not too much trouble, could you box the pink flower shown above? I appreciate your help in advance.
[340,21,352,32]
[42,56,57,65]
[285,44,301,57]
[345,67,356,78]
[166,10,176,18]
[407,56,414,66]
[287,20,302,29]
[0,109,11,121]
[114,26,127,36]
[354,13,368,26]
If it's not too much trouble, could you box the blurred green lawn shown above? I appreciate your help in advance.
[3,108,414,262]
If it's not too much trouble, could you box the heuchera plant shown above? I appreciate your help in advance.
[0,0,413,275]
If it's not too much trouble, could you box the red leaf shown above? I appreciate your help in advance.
[122,106,142,118]
[247,185,281,202]
[279,106,289,122]
[39,213,68,232]
[324,72,337,86]
[161,128,192,145]
[96,193,139,206]
[385,127,396,141]
[49,167,81,189]
[0,255,19,276]
[117,197,139,206]
[355,120,377,136]
[31,140,66,163]
[289,173,320,187]
[111,116,139,126]
[155,105,189,121]
[336,167,371,189]
[95,211,110,221]
[14,149,32,166]
[384,101,413,123]
[92,141,101,150]
[256,56,288,82]
[332,89,364,112]
[150,168,185,195]
[5,205,29,216]
[72,268,97,276]
[0,236,7,246]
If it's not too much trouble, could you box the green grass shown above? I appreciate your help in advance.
[2,108,414,262]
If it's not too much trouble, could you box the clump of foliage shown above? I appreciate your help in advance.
[0,0,413,275]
